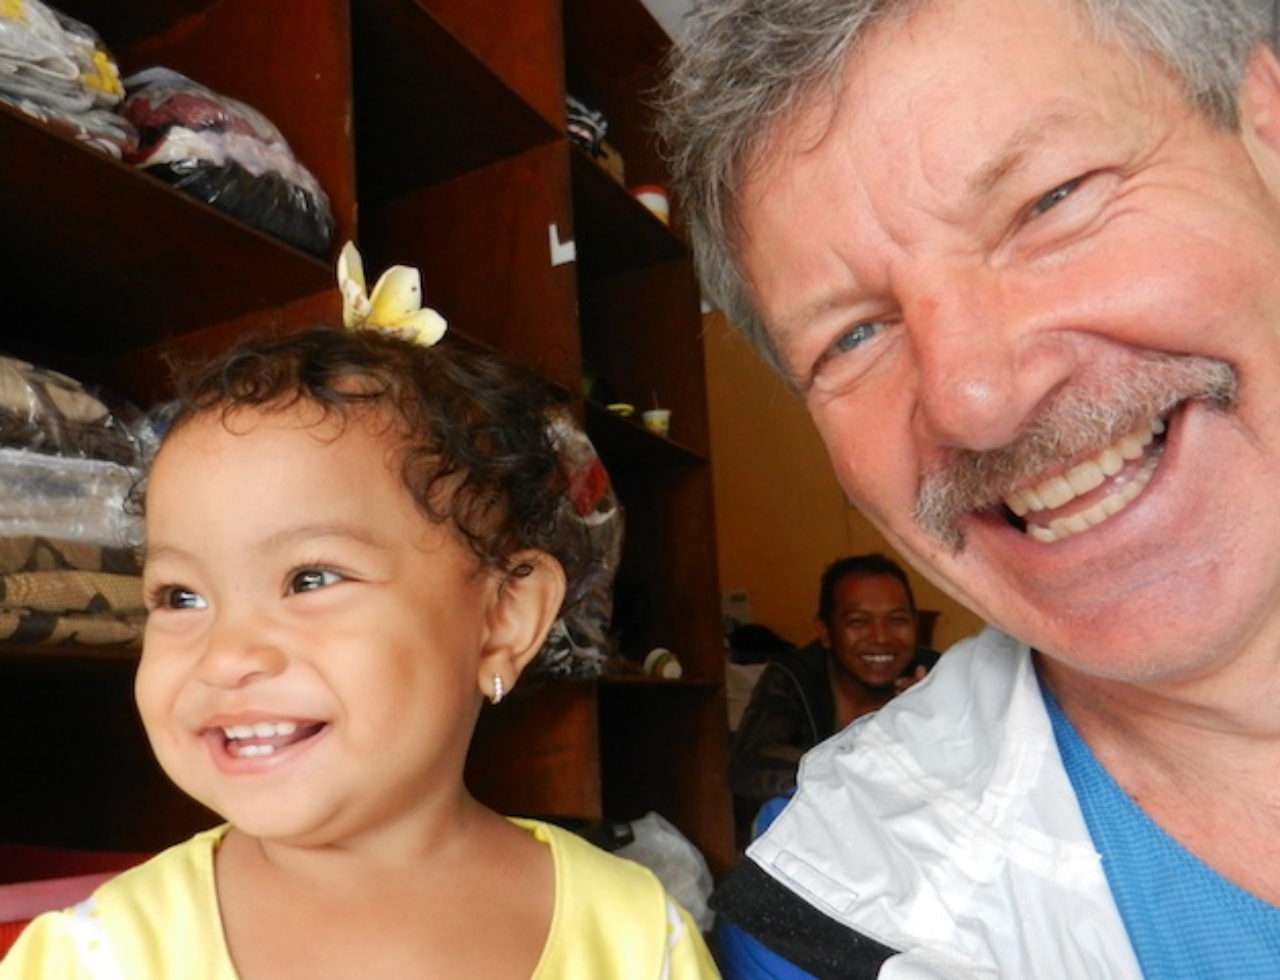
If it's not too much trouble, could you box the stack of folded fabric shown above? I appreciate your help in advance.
[0,0,136,158]
[0,356,149,651]
[122,67,335,257]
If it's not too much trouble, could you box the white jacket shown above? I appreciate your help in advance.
[731,627,1142,978]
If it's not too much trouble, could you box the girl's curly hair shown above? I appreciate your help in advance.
[153,327,590,599]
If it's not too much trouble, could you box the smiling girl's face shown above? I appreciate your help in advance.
[137,404,503,848]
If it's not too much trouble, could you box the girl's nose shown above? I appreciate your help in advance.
[196,611,287,688]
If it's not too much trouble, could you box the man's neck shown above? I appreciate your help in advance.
[1036,651,1280,905]
[829,664,893,729]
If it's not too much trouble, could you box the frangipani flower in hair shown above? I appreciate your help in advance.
[337,241,448,347]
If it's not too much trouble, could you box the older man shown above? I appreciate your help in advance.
[662,0,1280,976]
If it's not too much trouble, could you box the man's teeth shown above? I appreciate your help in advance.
[1002,418,1165,543]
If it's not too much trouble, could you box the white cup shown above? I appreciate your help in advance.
[631,184,670,225]
[642,408,671,438]
[644,647,683,679]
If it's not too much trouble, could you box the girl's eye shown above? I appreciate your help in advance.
[150,585,206,611]
[289,568,343,594]
[1030,177,1083,217]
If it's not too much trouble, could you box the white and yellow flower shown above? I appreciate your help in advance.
[337,241,447,347]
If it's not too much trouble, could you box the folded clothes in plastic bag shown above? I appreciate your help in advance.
[0,352,149,649]
[0,0,136,157]
[0,355,149,465]
[123,66,335,257]
[0,448,141,550]
[0,353,148,551]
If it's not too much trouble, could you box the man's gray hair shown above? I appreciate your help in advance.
[657,0,1268,377]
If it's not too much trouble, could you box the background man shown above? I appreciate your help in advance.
[729,554,934,806]
[662,0,1280,976]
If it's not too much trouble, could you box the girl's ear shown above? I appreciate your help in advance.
[478,552,567,701]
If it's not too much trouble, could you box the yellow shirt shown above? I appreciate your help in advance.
[1,820,719,978]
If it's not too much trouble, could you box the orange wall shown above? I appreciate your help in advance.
[702,311,986,651]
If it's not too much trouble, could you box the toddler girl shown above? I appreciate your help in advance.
[2,251,718,978]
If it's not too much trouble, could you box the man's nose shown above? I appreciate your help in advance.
[197,608,287,688]
[905,270,1071,451]
[868,618,894,643]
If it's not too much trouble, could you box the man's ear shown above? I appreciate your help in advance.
[477,552,567,700]
[816,618,833,650]
[1239,42,1280,165]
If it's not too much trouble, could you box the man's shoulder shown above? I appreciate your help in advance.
[766,640,830,678]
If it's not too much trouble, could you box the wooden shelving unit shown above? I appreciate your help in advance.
[0,0,734,876]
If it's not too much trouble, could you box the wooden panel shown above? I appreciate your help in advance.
[361,143,580,391]
[0,655,213,851]
[466,681,601,821]
[0,103,332,364]
[103,291,341,405]
[562,0,671,188]
[418,0,566,127]
[599,684,735,877]
[351,0,561,204]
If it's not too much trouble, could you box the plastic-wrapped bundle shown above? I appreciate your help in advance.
[0,0,137,157]
[0,449,141,550]
[0,355,149,551]
[531,412,624,680]
[0,354,150,648]
[123,67,335,257]
[0,356,149,466]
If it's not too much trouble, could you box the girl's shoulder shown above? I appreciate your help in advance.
[512,818,719,978]
[2,826,235,980]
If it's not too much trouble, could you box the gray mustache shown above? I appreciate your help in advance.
[914,354,1238,552]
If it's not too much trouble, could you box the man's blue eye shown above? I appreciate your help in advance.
[1031,177,1082,216]
[835,322,880,353]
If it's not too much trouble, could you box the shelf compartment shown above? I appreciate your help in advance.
[578,259,710,458]
[467,680,602,822]
[360,142,581,392]
[562,0,671,190]
[0,654,213,851]
[598,682,735,877]
[352,0,562,205]
[599,459,722,672]
[0,102,332,366]
[54,1,219,50]
[570,148,687,279]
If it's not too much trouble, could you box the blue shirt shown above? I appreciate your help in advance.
[715,793,816,979]
[1045,686,1280,978]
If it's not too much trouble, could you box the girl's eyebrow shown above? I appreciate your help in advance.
[144,523,385,566]
[141,542,195,566]
[260,521,387,552]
